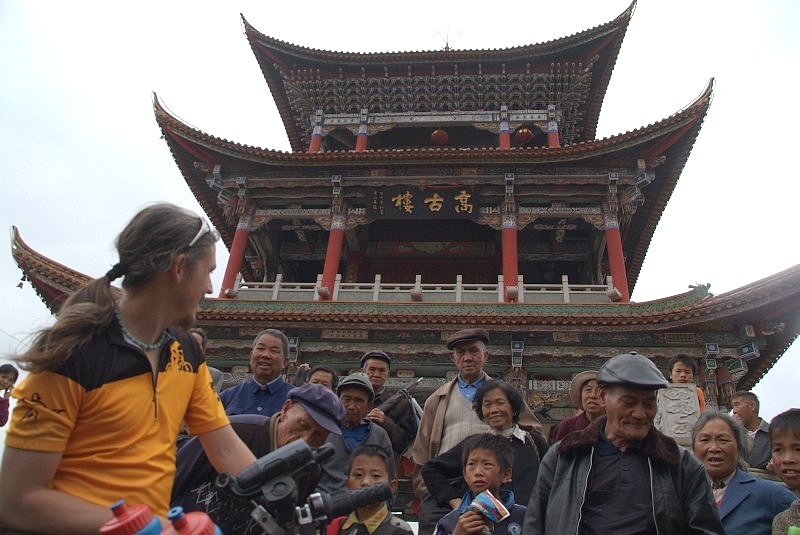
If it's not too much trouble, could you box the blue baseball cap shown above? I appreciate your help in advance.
[288,383,345,435]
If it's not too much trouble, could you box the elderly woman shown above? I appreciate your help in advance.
[691,412,794,534]
[421,380,548,507]
[550,370,605,443]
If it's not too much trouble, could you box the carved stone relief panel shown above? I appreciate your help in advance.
[655,383,701,446]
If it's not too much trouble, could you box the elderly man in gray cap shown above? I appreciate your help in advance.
[412,328,541,534]
[523,351,723,535]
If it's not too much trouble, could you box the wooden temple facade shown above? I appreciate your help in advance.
[12,4,800,427]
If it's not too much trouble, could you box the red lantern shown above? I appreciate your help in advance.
[515,127,534,145]
[431,128,448,145]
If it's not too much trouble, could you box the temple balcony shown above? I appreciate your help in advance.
[230,273,620,304]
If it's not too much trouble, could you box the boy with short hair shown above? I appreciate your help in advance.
[771,408,800,534]
[668,354,706,412]
[434,434,525,535]
[0,363,20,426]
[327,444,413,535]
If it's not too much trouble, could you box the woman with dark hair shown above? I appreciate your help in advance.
[422,379,548,507]
[0,203,257,533]
[691,412,794,535]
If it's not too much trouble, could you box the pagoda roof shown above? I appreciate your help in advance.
[10,226,120,313]
[10,226,800,391]
[242,2,634,150]
[153,79,712,293]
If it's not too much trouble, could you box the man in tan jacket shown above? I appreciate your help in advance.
[411,328,541,534]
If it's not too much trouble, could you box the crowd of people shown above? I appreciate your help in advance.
[0,203,798,535]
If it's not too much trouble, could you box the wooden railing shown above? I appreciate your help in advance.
[231,273,620,304]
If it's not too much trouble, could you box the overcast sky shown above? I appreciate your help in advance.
[1,1,798,436]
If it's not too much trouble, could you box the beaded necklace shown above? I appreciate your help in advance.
[114,306,168,351]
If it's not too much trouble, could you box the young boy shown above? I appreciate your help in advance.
[668,354,706,412]
[0,363,20,427]
[771,408,800,535]
[327,444,413,535]
[434,434,525,535]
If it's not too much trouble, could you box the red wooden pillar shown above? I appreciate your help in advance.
[499,122,511,149]
[547,119,561,148]
[309,125,323,153]
[355,124,368,151]
[605,218,630,302]
[499,105,510,149]
[501,214,519,302]
[219,214,251,298]
[319,215,345,300]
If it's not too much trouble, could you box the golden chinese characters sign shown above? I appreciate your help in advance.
[371,186,479,219]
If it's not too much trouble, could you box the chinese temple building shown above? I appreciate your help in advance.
[12,3,800,427]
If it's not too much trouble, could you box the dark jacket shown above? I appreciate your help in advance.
[522,416,724,535]
[748,418,772,469]
[422,427,547,507]
[550,411,590,444]
[317,420,395,493]
[375,388,416,457]
[171,414,321,535]
[434,489,526,535]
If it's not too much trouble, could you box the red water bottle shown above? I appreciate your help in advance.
[99,500,162,535]
[161,506,222,535]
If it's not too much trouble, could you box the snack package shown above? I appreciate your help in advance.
[469,490,510,524]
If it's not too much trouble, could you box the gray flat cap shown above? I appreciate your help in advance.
[597,351,668,390]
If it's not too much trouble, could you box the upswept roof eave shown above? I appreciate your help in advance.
[625,79,714,293]
[241,15,303,151]
[241,3,634,149]
[583,1,636,140]
[153,95,234,262]
[241,4,633,65]
[11,226,96,313]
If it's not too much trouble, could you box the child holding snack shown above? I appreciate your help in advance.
[434,434,525,535]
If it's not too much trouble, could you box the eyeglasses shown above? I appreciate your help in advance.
[188,218,211,248]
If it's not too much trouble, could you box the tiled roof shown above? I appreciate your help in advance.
[242,2,634,150]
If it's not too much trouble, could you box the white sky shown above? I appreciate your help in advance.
[1,0,798,438]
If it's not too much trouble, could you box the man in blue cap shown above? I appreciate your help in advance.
[172,383,345,534]
[523,351,723,535]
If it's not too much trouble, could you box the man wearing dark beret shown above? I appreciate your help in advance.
[411,328,541,534]
[523,351,723,535]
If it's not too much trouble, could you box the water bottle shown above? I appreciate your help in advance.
[161,506,222,535]
[99,500,162,535]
